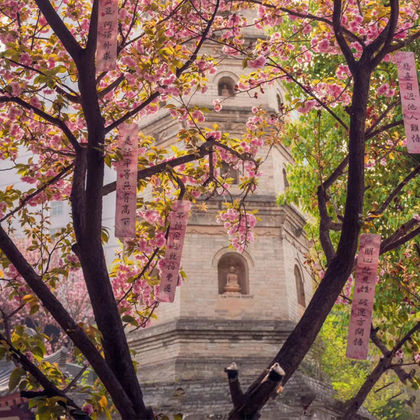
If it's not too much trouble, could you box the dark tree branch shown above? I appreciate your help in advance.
[380,218,419,254]
[105,91,160,132]
[235,0,365,46]
[74,15,153,417]
[98,75,125,99]
[321,114,402,194]
[365,101,398,136]
[70,149,87,238]
[86,0,99,55]
[332,0,356,71]
[385,29,420,54]
[323,156,349,190]
[370,328,412,385]
[176,0,219,77]
[267,61,348,130]
[3,57,81,103]
[342,322,419,419]
[317,185,336,264]
[381,226,420,254]
[368,165,420,218]
[225,362,244,409]
[366,119,403,140]
[0,96,80,150]
[0,164,73,223]
[231,0,377,414]
[34,0,83,62]
[342,354,393,420]
[102,138,216,195]
[0,332,90,420]
[368,0,399,68]
[0,226,137,419]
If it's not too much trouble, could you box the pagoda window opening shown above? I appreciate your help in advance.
[218,77,235,97]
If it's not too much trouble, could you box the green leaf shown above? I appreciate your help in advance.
[122,315,137,325]
[9,367,25,391]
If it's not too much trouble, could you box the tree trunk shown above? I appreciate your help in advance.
[229,66,372,419]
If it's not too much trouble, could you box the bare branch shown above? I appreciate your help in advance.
[225,362,244,408]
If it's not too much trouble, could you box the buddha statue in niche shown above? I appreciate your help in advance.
[223,265,241,293]
[221,83,230,97]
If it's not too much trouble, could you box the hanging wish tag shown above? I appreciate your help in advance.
[115,123,138,239]
[96,0,119,72]
[346,234,381,360]
[158,200,191,303]
[395,52,420,154]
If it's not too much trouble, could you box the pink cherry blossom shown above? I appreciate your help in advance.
[248,56,266,69]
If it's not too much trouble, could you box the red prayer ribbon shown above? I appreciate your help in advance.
[115,123,138,238]
[395,52,420,154]
[346,234,381,360]
[158,200,191,303]
[346,234,381,359]
[96,0,118,72]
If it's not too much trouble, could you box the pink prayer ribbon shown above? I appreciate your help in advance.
[395,52,420,154]
[96,0,118,72]
[346,234,381,360]
[158,200,191,303]
[115,123,138,238]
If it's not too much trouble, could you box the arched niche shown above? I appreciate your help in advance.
[217,76,236,97]
[294,264,305,307]
[217,252,249,295]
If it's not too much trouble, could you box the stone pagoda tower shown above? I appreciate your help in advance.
[128,20,366,420]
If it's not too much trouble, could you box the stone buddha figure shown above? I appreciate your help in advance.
[223,266,241,293]
[221,83,230,97]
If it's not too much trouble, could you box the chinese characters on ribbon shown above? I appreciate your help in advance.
[158,201,191,303]
[346,234,381,360]
[395,52,420,154]
[115,123,138,238]
[96,0,118,72]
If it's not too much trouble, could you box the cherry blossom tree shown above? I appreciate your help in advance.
[0,0,419,419]
[223,1,420,418]
[1,237,91,351]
